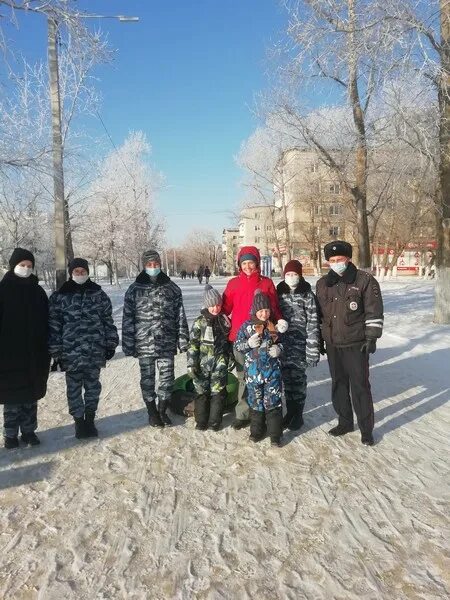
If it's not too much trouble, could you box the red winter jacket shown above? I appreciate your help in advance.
[222,246,282,341]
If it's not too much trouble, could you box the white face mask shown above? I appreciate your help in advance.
[14,265,33,278]
[285,274,300,289]
[73,274,89,285]
[330,262,348,275]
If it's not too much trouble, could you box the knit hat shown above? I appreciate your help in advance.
[142,249,161,266]
[203,284,222,308]
[251,289,271,315]
[68,258,89,275]
[324,240,352,261]
[283,260,302,276]
[9,247,35,269]
[239,252,258,265]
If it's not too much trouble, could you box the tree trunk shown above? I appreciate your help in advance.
[435,0,450,323]
[48,17,67,288]
[347,0,371,269]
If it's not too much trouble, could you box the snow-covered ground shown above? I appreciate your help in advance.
[0,276,449,599]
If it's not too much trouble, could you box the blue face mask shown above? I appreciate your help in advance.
[330,262,348,275]
[145,267,161,277]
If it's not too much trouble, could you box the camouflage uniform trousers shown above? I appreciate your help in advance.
[3,402,38,438]
[65,367,101,418]
[281,363,307,411]
[192,353,228,397]
[138,356,174,409]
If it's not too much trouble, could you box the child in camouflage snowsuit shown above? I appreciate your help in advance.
[48,258,119,439]
[234,290,284,446]
[122,250,189,427]
[187,285,231,431]
[277,260,320,430]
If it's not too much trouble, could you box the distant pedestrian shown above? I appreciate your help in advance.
[204,266,211,284]
[122,250,189,427]
[0,248,50,449]
[197,266,204,285]
[49,258,119,439]
[316,241,384,446]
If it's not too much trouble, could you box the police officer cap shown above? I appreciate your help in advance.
[324,240,352,261]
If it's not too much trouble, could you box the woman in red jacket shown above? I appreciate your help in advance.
[222,246,287,429]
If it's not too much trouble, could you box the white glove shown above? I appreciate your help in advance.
[276,319,289,333]
[248,333,261,348]
[269,344,281,357]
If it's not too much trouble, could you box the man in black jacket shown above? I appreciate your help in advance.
[316,241,383,446]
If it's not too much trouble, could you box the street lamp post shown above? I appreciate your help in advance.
[47,12,139,289]
[48,16,66,289]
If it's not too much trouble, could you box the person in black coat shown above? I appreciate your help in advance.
[0,248,50,449]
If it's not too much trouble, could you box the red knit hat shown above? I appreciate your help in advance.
[283,260,302,276]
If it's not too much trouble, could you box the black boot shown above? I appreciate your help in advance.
[249,409,266,442]
[361,432,374,446]
[4,436,19,449]
[209,392,224,431]
[21,432,41,446]
[288,404,304,431]
[84,411,98,437]
[282,395,295,429]
[145,401,165,427]
[266,407,283,446]
[328,423,354,436]
[74,417,88,439]
[158,400,173,426]
[194,394,210,430]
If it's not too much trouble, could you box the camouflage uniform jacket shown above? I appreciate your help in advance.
[277,279,320,367]
[316,262,384,347]
[122,271,189,358]
[234,319,283,390]
[187,310,231,373]
[48,279,119,372]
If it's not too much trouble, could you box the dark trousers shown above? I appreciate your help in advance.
[3,402,38,438]
[65,368,101,418]
[138,356,174,408]
[326,344,374,434]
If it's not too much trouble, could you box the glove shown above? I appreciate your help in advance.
[319,338,326,355]
[360,338,377,355]
[268,344,281,358]
[105,347,115,361]
[248,333,261,349]
[275,319,289,333]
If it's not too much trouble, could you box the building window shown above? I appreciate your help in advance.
[310,163,319,173]
[254,212,260,219]
[329,183,341,194]
[329,226,341,237]
[254,225,261,231]
[329,204,342,216]
[266,225,272,231]
[313,205,321,216]
[255,236,261,243]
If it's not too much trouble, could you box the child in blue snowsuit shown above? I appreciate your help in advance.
[234,290,283,446]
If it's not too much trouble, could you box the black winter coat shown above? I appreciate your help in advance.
[316,262,384,347]
[0,271,50,404]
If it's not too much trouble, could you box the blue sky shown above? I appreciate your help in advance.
[2,0,288,245]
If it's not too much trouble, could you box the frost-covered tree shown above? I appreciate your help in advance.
[79,132,164,283]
